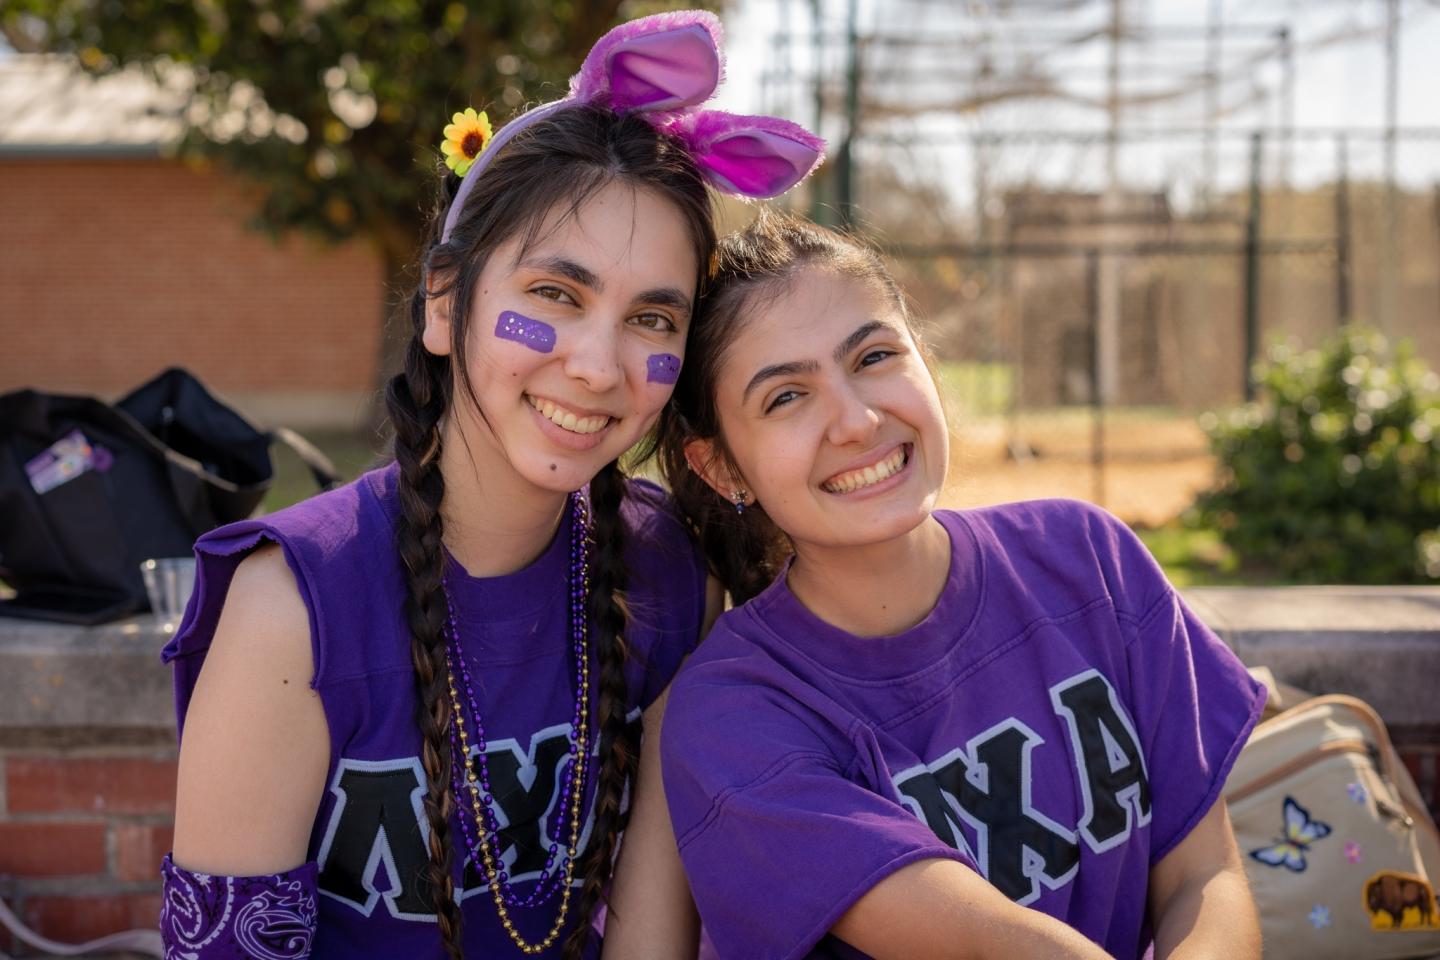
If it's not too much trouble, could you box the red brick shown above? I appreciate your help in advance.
[0,158,382,398]
[21,893,160,943]
[115,822,174,882]
[0,821,107,876]
[6,756,177,815]
[126,891,164,929]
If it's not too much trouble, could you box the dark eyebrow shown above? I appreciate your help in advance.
[742,359,821,403]
[517,257,690,319]
[834,320,898,363]
[636,287,694,321]
[518,255,603,292]
[741,320,901,404]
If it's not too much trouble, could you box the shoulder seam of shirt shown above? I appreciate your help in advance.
[675,750,836,851]
[1124,585,1178,645]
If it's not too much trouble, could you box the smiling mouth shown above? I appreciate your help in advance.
[526,395,612,435]
[821,444,910,494]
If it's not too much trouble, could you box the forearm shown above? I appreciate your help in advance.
[600,691,699,959]
[1152,866,1260,960]
[834,859,1112,960]
[965,908,1114,960]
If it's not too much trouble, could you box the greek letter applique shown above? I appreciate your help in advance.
[893,719,1080,905]
[892,668,1151,907]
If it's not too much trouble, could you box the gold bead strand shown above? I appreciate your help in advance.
[438,491,597,955]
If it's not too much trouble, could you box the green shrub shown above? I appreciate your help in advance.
[1191,327,1440,583]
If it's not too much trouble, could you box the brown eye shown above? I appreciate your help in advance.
[629,312,678,333]
[533,285,575,305]
[765,389,800,414]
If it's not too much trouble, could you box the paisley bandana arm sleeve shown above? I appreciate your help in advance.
[161,853,319,959]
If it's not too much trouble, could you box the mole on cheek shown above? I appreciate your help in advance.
[549,464,557,471]
[495,311,556,353]
[646,353,682,384]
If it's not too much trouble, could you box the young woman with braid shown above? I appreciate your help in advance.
[654,212,1265,960]
[158,13,822,959]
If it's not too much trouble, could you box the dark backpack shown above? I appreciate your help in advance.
[0,367,338,624]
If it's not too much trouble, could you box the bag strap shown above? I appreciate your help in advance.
[0,894,161,958]
[269,427,341,491]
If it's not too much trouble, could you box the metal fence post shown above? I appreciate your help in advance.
[1244,131,1264,402]
[1088,248,1106,508]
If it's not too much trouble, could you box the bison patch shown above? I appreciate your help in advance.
[1363,871,1440,931]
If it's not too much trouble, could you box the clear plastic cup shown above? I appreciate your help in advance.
[139,557,196,630]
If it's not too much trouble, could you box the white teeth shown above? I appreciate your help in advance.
[527,396,610,435]
[822,447,907,494]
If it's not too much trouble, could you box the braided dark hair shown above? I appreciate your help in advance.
[652,210,920,604]
[560,460,637,960]
[386,104,714,958]
[387,315,464,956]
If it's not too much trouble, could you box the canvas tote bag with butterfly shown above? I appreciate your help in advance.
[1224,692,1440,960]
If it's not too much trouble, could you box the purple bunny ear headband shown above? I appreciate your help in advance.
[440,10,825,243]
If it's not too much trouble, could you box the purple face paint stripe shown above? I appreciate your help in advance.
[495,311,556,353]
[647,353,682,384]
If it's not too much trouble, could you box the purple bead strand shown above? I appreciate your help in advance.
[441,490,592,911]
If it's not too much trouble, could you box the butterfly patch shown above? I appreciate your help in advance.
[1249,796,1333,872]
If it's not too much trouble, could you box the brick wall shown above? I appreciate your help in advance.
[0,155,385,426]
[0,746,176,950]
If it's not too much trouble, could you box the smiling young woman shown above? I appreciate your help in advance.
[653,210,1265,960]
[158,13,824,960]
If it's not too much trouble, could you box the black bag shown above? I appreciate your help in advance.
[0,368,339,624]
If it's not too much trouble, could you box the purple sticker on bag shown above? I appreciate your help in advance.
[647,353,682,384]
[24,429,108,495]
[495,311,556,353]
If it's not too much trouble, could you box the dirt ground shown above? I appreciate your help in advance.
[939,411,1217,527]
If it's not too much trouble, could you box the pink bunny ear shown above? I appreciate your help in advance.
[668,111,826,199]
[570,10,724,114]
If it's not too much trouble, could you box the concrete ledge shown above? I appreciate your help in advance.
[0,616,173,739]
[1183,586,1440,744]
[1,588,1438,747]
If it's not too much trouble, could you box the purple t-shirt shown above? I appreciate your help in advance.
[162,463,708,959]
[663,500,1265,960]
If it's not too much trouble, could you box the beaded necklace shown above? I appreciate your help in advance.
[442,490,592,955]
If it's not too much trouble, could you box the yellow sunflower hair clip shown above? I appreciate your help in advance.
[440,107,493,177]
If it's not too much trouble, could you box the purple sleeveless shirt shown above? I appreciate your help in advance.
[162,463,708,958]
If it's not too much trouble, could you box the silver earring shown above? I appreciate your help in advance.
[731,489,748,514]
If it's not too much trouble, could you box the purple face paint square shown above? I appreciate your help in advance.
[647,353,682,384]
[495,311,556,353]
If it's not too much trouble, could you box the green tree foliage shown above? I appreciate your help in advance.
[1191,327,1440,583]
[0,0,706,337]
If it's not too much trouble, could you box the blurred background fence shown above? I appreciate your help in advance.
[4,0,1439,573]
[749,0,1440,530]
